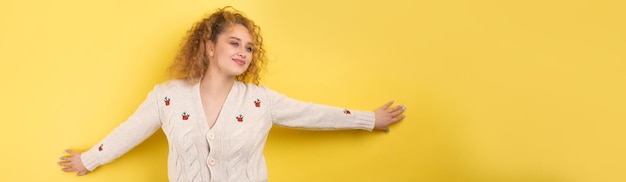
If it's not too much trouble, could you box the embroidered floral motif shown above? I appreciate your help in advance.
[164,97,170,106]
[254,99,261,107]
[98,144,103,151]
[236,114,244,122]
[343,109,351,115]
[182,112,190,120]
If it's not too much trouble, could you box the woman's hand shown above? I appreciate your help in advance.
[58,149,89,176]
[374,100,407,132]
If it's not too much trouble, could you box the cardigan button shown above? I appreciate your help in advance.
[208,132,215,140]
[208,158,216,166]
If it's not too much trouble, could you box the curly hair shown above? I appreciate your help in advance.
[168,6,267,85]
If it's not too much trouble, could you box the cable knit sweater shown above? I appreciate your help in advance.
[80,80,375,182]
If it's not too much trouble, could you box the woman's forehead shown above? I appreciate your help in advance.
[220,24,253,42]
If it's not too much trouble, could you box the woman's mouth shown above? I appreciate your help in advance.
[233,59,246,66]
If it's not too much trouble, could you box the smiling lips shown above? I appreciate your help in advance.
[233,59,246,66]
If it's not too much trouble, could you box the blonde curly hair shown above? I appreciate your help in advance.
[168,6,267,85]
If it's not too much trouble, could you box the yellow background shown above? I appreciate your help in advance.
[1,0,624,181]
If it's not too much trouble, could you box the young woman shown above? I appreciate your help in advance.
[58,6,406,182]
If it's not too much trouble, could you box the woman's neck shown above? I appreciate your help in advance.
[199,72,235,97]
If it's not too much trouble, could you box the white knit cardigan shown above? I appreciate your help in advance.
[81,80,375,182]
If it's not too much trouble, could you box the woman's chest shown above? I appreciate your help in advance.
[161,91,273,148]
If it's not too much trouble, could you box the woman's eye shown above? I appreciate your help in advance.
[246,47,253,52]
[230,42,239,46]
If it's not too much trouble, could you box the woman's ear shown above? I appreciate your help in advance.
[206,42,215,57]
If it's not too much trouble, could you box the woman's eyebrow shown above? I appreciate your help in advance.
[229,37,253,45]
[228,37,241,41]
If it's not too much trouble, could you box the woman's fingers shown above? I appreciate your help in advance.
[59,149,78,171]
[373,101,407,132]
[378,100,395,111]
[61,166,76,172]
[389,105,406,116]
[77,171,88,176]
[391,104,404,111]
[58,161,71,167]
[66,149,79,156]
[383,104,406,125]
[391,115,406,123]
[59,149,89,176]
[59,155,75,172]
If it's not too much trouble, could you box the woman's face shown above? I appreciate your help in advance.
[208,24,254,77]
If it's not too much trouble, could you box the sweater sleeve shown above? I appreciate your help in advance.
[80,86,162,171]
[264,87,374,131]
